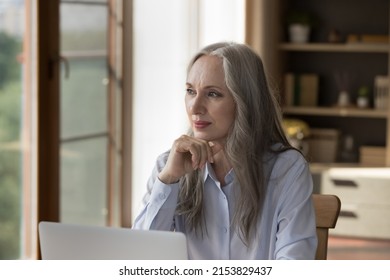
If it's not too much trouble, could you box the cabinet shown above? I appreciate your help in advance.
[246,0,390,167]
[321,167,390,239]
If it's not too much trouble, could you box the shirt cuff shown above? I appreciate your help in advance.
[149,178,180,209]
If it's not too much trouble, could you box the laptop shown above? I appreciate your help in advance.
[38,221,188,260]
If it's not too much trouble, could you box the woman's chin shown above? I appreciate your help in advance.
[193,133,213,141]
[193,133,226,143]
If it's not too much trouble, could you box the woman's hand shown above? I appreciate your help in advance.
[158,135,221,184]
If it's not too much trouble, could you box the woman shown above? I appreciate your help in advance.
[133,42,317,259]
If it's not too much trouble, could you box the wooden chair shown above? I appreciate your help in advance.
[312,194,341,260]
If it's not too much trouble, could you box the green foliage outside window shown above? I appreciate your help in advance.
[0,31,23,259]
[0,32,20,88]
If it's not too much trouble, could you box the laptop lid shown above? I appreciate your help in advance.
[38,221,188,260]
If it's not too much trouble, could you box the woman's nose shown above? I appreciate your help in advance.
[189,95,206,115]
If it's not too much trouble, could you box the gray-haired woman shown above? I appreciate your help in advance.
[133,42,317,260]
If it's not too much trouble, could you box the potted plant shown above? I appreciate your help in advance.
[357,86,370,108]
[286,10,316,43]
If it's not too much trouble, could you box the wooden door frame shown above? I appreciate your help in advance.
[36,0,60,258]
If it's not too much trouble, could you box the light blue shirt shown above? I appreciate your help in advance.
[133,148,317,259]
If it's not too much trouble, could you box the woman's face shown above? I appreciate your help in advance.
[185,55,236,143]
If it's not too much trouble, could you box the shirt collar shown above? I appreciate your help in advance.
[203,162,234,185]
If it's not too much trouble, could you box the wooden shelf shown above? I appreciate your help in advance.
[283,106,388,119]
[309,162,362,174]
[279,43,389,53]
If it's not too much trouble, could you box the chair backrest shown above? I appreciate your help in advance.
[312,194,341,260]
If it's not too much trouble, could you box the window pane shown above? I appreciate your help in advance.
[0,0,25,259]
[60,1,108,226]
[60,58,108,139]
[61,2,107,51]
[60,138,107,225]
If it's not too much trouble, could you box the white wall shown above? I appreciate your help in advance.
[199,0,245,46]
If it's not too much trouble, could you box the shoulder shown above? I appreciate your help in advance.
[268,147,310,186]
[276,148,307,167]
[267,144,308,173]
[266,147,313,205]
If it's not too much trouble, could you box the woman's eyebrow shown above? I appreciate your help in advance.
[204,85,224,90]
[186,82,224,91]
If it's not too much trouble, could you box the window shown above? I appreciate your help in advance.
[60,0,126,227]
[60,0,110,226]
[0,0,127,259]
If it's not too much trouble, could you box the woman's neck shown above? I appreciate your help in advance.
[211,150,232,186]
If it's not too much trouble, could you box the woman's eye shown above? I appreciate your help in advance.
[186,88,195,95]
[208,91,221,97]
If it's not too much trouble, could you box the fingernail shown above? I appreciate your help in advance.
[208,141,214,147]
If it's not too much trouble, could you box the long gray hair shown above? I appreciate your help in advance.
[176,42,292,245]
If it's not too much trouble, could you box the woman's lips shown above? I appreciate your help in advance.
[194,121,211,129]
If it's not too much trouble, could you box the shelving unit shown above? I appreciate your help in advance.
[245,0,390,239]
[246,0,390,168]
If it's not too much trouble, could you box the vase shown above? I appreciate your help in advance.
[288,24,310,43]
[357,96,369,108]
[338,90,350,107]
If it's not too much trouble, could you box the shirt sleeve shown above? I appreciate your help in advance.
[273,152,318,260]
[132,152,180,231]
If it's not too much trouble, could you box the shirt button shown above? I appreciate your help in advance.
[159,193,166,200]
[223,227,228,233]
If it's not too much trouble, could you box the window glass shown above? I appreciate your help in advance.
[0,0,26,259]
[60,58,107,139]
[61,2,107,51]
[60,138,107,225]
[60,1,108,225]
